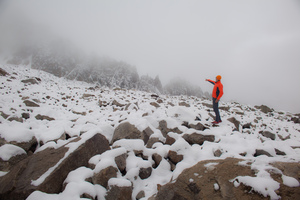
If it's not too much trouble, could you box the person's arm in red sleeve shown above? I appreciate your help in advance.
[206,79,215,85]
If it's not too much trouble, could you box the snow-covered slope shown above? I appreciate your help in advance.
[0,64,299,200]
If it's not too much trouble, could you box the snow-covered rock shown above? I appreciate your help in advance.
[0,64,299,200]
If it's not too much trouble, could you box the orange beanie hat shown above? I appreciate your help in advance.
[216,75,222,80]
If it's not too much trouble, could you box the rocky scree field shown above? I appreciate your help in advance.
[0,64,300,200]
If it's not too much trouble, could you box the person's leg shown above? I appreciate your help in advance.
[213,98,221,122]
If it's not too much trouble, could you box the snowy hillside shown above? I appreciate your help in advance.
[0,64,299,200]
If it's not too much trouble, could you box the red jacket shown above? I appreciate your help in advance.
[208,80,223,100]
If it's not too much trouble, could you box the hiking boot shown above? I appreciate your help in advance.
[212,120,222,124]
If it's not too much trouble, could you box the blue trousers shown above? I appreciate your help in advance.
[213,98,221,122]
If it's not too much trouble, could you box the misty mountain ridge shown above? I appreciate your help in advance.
[4,37,204,98]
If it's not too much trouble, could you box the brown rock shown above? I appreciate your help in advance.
[182,133,215,145]
[152,153,162,168]
[115,153,127,173]
[150,102,160,108]
[168,150,183,164]
[10,136,38,153]
[139,167,152,179]
[142,127,154,144]
[136,190,145,199]
[21,78,39,85]
[7,116,23,123]
[112,99,125,107]
[0,133,110,200]
[35,114,55,121]
[23,100,40,107]
[93,166,118,188]
[112,122,151,144]
[255,105,273,114]
[105,184,133,200]
[189,122,208,131]
[227,117,240,131]
[0,151,27,172]
[0,111,10,119]
[179,102,190,107]
[155,158,267,200]
[146,137,162,148]
[165,135,176,145]
[82,94,95,99]
[158,120,182,137]
[0,68,9,76]
[259,131,276,140]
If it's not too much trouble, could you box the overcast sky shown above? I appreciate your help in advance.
[1,0,300,113]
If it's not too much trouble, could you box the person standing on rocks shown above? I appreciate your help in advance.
[206,75,224,124]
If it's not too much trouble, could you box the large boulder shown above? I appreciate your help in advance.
[0,133,110,200]
[154,158,300,200]
[182,133,215,145]
[112,122,153,144]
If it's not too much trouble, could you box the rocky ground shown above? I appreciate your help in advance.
[0,64,299,200]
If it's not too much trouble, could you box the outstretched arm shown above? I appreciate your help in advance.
[206,79,215,85]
